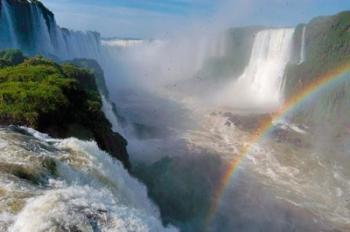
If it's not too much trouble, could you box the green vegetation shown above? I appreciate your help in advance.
[67,58,110,97]
[0,49,25,67]
[0,52,100,128]
[67,58,127,124]
[0,49,130,168]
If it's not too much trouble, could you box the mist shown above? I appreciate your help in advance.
[1,0,350,231]
[93,0,350,230]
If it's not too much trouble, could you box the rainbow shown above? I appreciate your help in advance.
[206,62,350,225]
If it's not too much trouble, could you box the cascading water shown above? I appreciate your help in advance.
[101,96,124,135]
[0,0,18,49]
[30,3,54,54]
[0,0,102,60]
[0,0,124,133]
[299,26,307,64]
[0,126,177,232]
[219,28,295,112]
[193,33,227,72]
[0,3,174,230]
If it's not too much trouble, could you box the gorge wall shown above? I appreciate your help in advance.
[283,11,350,130]
[286,11,350,97]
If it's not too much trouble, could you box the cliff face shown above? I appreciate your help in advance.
[0,50,130,168]
[134,154,226,232]
[198,26,263,82]
[285,11,350,98]
[67,58,127,129]
[67,59,110,97]
[64,58,129,166]
[176,26,263,95]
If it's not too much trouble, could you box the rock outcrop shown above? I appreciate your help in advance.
[0,50,130,168]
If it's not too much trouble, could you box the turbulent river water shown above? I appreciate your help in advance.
[102,29,350,231]
[108,83,350,231]
[0,127,177,232]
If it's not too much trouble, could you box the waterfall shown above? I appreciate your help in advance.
[193,33,227,72]
[30,3,54,54]
[299,26,307,64]
[101,95,124,136]
[0,0,123,132]
[0,0,18,49]
[0,0,103,60]
[219,28,295,112]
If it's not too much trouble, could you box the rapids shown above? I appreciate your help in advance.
[184,111,350,231]
[102,27,350,231]
[0,127,176,232]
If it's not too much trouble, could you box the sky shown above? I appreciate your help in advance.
[41,0,350,38]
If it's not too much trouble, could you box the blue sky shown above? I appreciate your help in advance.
[41,0,350,38]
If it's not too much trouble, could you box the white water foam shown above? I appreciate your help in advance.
[101,96,124,135]
[0,128,177,232]
[299,26,307,64]
[218,28,295,112]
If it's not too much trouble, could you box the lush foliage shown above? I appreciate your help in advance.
[0,50,130,168]
[0,51,101,128]
[67,58,110,97]
[0,49,25,67]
